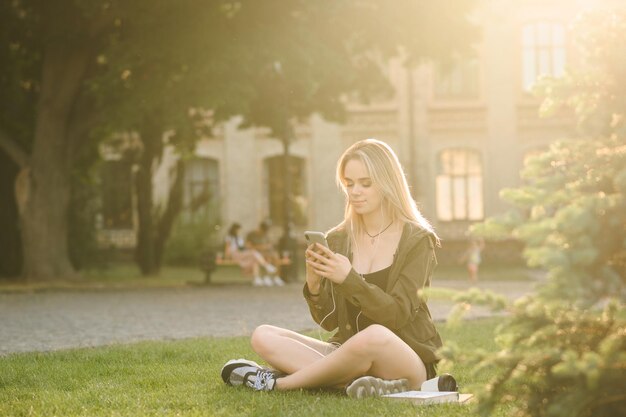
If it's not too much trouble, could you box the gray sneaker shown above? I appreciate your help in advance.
[221,359,262,386]
[243,369,277,391]
[346,376,410,399]
[220,359,280,391]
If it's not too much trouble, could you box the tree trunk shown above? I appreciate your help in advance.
[135,120,186,276]
[282,136,293,236]
[278,122,299,282]
[135,129,159,276]
[134,115,182,276]
[154,160,185,271]
[0,150,22,278]
[18,42,90,281]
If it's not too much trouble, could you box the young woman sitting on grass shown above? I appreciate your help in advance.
[220,139,456,398]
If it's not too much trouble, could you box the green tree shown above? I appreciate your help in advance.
[89,2,249,275]
[92,0,479,275]
[0,0,264,279]
[0,0,112,281]
[0,0,478,280]
[447,10,626,417]
[202,0,479,261]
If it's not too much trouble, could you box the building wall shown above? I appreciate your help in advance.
[99,0,615,263]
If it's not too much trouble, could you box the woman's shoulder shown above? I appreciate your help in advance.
[325,224,347,249]
[326,224,346,239]
[401,222,438,249]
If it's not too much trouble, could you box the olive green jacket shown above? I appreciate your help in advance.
[302,222,443,364]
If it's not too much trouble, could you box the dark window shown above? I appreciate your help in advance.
[266,156,307,226]
[101,160,133,229]
[434,57,480,99]
[182,158,219,223]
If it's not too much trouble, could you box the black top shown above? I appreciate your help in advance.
[346,264,392,331]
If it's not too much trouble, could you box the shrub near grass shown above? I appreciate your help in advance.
[0,318,510,417]
[461,10,626,417]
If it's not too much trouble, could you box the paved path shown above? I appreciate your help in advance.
[0,280,535,356]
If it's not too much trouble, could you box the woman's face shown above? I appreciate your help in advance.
[343,158,383,216]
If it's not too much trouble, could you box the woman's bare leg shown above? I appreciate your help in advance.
[272,324,428,391]
[251,325,337,374]
[251,250,272,269]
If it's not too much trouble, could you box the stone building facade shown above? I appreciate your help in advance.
[98,0,616,263]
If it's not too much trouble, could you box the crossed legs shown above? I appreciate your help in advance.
[250,324,428,391]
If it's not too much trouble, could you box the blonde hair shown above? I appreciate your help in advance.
[330,138,439,249]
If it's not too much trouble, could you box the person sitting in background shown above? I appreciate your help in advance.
[246,220,284,286]
[224,222,276,286]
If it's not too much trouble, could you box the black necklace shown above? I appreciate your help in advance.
[365,221,394,244]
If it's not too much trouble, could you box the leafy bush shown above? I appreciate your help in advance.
[443,10,626,417]
[502,136,626,302]
[164,212,221,267]
[68,155,104,270]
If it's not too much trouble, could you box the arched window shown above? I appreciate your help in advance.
[265,156,307,226]
[522,22,566,91]
[436,149,484,221]
[182,157,219,223]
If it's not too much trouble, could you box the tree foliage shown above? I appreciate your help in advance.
[0,0,478,279]
[446,9,626,417]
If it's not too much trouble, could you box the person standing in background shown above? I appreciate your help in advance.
[462,238,485,282]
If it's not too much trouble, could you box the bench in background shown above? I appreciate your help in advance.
[201,251,292,285]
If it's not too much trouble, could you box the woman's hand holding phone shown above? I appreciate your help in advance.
[305,243,325,294]
[305,244,351,285]
[304,231,328,294]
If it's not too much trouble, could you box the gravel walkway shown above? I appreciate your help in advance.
[0,280,535,356]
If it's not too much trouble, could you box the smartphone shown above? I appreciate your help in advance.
[304,231,329,248]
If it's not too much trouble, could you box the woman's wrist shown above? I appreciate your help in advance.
[306,281,321,296]
[307,287,321,296]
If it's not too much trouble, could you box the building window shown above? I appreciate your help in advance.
[266,156,307,226]
[436,149,484,221]
[433,57,480,99]
[182,158,219,223]
[522,22,566,91]
[101,160,133,229]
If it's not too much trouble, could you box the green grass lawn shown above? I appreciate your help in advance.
[0,318,509,417]
[433,264,532,282]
